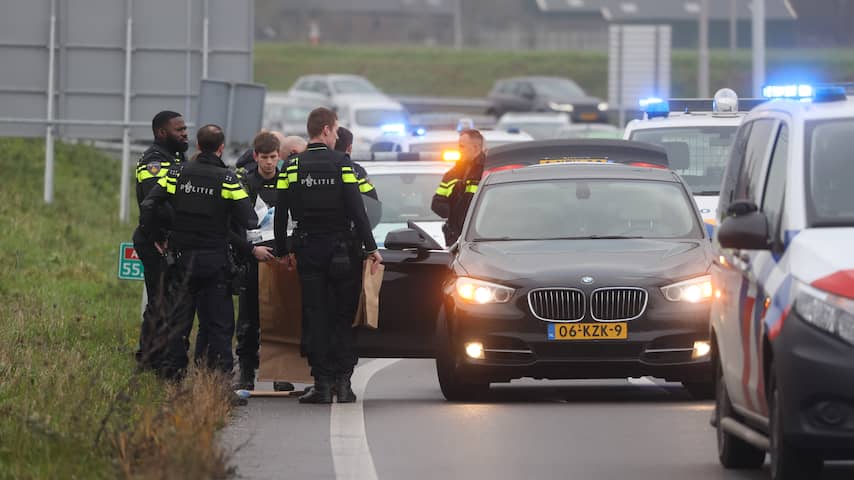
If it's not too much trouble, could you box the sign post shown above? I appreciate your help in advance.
[118,242,144,281]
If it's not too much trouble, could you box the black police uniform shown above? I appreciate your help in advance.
[140,151,256,379]
[133,141,186,367]
[234,165,279,378]
[431,152,485,246]
[274,143,378,403]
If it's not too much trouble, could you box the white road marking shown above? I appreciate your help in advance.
[330,359,401,480]
[627,376,658,387]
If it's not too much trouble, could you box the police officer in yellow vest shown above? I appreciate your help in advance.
[431,129,486,247]
[140,124,256,380]
[133,110,188,368]
[274,108,382,404]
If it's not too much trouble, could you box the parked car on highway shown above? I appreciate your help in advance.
[287,74,390,109]
[710,84,854,480]
[368,140,715,401]
[487,76,609,123]
[262,92,315,137]
[369,128,533,159]
[336,98,409,154]
[494,112,571,140]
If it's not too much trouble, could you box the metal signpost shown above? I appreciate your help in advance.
[608,25,672,127]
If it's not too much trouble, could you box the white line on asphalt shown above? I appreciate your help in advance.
[627,376,658,387]
[330,358,401,480]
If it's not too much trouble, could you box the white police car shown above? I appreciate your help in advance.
[370,126,533,161]
[624,89,764,233]
[710,84,854,479]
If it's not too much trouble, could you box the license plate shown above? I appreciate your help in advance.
[547,322,628,340]
[580,112,599,121]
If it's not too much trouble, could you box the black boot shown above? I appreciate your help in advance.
[299,377,333,404]
[273,381,295,392]
[232,363,255,391]
[336,373,357,403]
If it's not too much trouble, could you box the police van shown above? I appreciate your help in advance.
[624,89,764,233]
[710,84,854,479]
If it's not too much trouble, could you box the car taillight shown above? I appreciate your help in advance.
[629,162,667,169]
[483,164,525,177]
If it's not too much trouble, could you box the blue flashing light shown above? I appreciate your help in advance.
[813,86,848,103]
[412,126,427,136]
[639,97,669,118]
[762,84,813,100]
[380,123,406,135]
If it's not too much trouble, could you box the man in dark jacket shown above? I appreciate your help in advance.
[133,110,188,368]
[430,129,486,247]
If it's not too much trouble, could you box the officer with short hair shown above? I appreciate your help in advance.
[133,110,188,368]
[140,124,256,380]
[431,128,486,246]
[334,126,378,201]
[274,108,382,404]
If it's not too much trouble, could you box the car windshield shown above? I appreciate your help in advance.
[355,109,408,127]
[532,78,586,98]
[470,179,700,241]
[369,172,443,223]
[496,122,567,140]
[331,79,379,94]
[806,119,854,226]
[629,126,736,194]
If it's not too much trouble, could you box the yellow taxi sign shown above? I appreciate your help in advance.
[539,157,609,164]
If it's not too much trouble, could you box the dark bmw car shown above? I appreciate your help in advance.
[487,76,609,123]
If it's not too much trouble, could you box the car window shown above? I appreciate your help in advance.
[515,82,535,97]
[370,142,397,153]
[531,78,586,98]
[369,173,443,223]
[293,78,311,91]
[734,119,776,205]
[331,79,379,95]
[805,119,854,226]
[761,124,788,245]
[629,126,736,194]
[719,121,753,219]
[470,179,701,241]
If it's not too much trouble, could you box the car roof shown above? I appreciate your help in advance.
[625,113,745,132]
[339,98,404,110]
[747,97,854,122]
[497,112,571,124]
[501,76,576,83]
[379,129,534,145]
[482,163,681,186]
[360,161,450,175]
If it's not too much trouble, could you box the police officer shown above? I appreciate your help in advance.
[232,131,284,391]
[334,126,378,201]
[133,110,188,368]
[431,129,486,246]
[140,124,256,380]
[274,108,382,404]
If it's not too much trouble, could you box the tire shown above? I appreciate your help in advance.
[716,355,766,469]
[435,308,489,402]
[683,381,715,400]
[769,364,823,480]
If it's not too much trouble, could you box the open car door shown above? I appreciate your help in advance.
[356,221,450,358]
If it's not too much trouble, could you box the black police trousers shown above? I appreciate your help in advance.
[235,258,260,369]
[159,250,235,379]
[295,234,360,379]
[133,229,166,367]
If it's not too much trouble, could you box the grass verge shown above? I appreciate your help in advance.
[0,138,233,479]
[255,42,854,99]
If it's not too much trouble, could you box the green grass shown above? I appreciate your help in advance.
[0,139,232,479]
[255,43,854,99]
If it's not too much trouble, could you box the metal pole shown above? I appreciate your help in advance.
[44,0,57,204]
[119,0,134,223]
[184,0,192,120]
[202,0,210,79]
[453,0,463,49]
[730,0,738,53]
[698,0,710,97]
[752,0,765,96]
[225,83,235,147]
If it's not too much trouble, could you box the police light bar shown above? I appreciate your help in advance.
[639,97,669,118]
[762,84,813,100]
[812,85,848,103]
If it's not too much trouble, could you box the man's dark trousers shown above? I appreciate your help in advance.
[295,234,360,378]
[235,258,260,369]
[133,229,166,366]
[160,250,235,379]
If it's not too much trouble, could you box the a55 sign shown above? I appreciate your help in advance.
[118,242,145,281]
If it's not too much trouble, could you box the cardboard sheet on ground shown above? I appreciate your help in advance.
[257,262,313,384]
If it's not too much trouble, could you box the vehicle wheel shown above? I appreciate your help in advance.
[769,364,822,480]
[683,381,715,400]
[716,354,766,469]
[435,308,489,402]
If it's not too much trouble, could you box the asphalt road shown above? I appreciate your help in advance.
[222,359,854,480]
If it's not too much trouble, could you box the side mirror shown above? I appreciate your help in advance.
[384,228,432,251]
[717,208,770,250]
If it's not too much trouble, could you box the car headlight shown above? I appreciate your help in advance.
[548,102,574,112]
[597,102,609,112]
[795,282,854,345]
[661,275,713,303]
[455,277,515,304]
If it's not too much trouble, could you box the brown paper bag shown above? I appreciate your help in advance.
[257,261,313,384]
[353,261,384,329]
